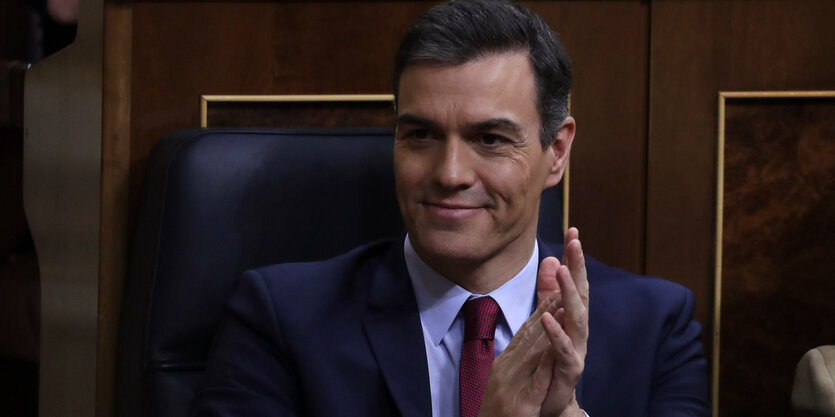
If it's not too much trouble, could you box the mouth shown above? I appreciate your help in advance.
[422,201,484,220]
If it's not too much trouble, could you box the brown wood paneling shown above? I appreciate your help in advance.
[718,96,835,417]
[527,1,649,273]
[98,4,132,417]
[647,0,835,360]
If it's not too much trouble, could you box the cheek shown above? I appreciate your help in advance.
[483,161,535,201]
[393,152,427,199]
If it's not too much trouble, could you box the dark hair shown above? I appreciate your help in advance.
[393,0,572,148]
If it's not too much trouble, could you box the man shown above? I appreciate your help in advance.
[191,0,710,416]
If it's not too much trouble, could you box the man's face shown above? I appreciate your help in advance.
[394,52,572,280]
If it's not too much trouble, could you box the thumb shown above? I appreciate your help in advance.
[537,257,560,305]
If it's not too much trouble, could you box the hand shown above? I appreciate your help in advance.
[478,292,561,417]
[478,228,589,417]
[538,228,589,417]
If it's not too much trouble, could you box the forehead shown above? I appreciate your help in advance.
[396,52,539,128]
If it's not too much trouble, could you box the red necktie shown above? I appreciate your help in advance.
[459,296,501,417]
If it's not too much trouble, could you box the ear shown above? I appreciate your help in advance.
[543,116,576,188]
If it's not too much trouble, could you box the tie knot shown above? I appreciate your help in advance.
[462,297,501,342]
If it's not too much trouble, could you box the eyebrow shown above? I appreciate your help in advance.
[396,114,524,137]
[396,113,439,130]
[467,118,524,137]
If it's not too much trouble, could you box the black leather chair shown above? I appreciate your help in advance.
[116,128,563,417]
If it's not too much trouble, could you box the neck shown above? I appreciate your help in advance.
[412,235,537,295]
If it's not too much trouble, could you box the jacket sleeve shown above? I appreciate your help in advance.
[190,270,300,417]
[648,287,711,417]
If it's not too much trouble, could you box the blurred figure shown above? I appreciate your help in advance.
[24,0,78,60]
[0,0,76,415]
[793,346,835,417]
[46,0,79,24]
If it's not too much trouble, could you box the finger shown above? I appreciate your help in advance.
[537,256,561,306]
[564,236,588,309]
[541,312,584,412]
[531,290,561,322]
[557,265,588,355]
[525,350,555,402]
[554,307,566,328]
[504,291,560,354]
[541,312,584,378]
[519,295,564,366]
[562,226,579,265]
[497,292,559,368]
[495,321,552,387]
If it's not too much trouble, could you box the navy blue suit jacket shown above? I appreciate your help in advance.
[191,239,710,416]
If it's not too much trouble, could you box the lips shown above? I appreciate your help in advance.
[422,201,484,220]
[427,201,479,209]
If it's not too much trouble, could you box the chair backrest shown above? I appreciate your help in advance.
[116,128,563,417]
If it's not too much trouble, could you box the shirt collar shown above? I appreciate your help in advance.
[404,235,539,346]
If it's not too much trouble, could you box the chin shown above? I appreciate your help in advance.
[409,229,490,266]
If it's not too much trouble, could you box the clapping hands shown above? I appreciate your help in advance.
[479,228,589,417]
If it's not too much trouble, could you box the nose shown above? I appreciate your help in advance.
[432,136,476,191]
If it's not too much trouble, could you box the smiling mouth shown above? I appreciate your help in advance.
[422,202,484,220]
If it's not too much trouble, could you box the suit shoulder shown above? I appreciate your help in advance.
[539,239,690,300]
[587,256,691,300]
[239,238,397,308]
[252,238,394,281]
[536,240,697,325]
[538,240,692,320]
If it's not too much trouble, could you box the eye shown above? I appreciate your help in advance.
[396,128,432,143]
[398,128,430,141]
[479,133,508,146]
[411,129,430,140]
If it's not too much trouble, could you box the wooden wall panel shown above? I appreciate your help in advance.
[98,4,132,417]
[718,96,835,417]
[528,1,649,273]
[647,0,835,361]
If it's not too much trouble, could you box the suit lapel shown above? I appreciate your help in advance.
[364,240,432,417]
[537,240,586,404]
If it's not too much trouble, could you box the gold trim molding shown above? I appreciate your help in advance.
[713,90,835,416]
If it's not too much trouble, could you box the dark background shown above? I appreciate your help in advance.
[1,0,76,415]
